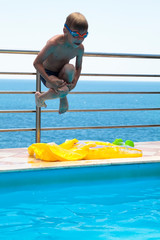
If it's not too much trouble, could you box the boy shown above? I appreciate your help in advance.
[34,12,88,114]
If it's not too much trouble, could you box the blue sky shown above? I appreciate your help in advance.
[1,0,160,80]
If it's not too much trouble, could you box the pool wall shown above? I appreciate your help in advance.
[1,162,160,190]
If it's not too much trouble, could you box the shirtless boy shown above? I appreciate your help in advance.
[34,12,88,114]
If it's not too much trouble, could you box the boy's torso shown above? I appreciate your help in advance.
[43,36,81,72]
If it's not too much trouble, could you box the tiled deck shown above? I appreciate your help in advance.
[0,141,160,172]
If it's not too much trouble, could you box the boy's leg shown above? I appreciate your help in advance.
[58,64,75,83]
[35,88,59,108]
[59,96,68,114]
[35,92,47,107]
[35,64,75,110]
[58,64,75,113]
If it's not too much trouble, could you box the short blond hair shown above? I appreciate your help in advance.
[65,12,88,31]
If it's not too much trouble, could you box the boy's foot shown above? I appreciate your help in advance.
[35,92,47,108]
[59,96,68,114]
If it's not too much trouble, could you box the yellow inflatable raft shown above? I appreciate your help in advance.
[28,138,142,162]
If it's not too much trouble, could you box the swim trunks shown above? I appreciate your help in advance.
[40,69,59,87]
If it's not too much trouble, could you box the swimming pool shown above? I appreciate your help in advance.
[1,163,160,239]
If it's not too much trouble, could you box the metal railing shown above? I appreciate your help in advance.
[0,49,160,143]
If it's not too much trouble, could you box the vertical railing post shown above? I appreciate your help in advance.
[36,71,41,143]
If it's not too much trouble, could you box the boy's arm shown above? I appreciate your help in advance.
[33,40,64,89]
[68,46,84,91]
[33,41,53,81]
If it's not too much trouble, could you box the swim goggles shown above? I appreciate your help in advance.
[64,24,88,38]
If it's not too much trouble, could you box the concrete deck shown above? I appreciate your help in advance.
[0,141,160,172]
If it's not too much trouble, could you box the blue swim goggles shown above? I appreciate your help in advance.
[64,24,88,39]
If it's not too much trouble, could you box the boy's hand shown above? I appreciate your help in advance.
[58,85,69,98]
[67,83,75,91]
[48,76,65,90]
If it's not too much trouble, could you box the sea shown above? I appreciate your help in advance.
[1,79,160,149]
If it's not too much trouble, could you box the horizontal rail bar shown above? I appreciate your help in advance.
[0,49,39,55]
[1,124,160,132]
[81,73,160,77]
[0,110,36,113]
[44,108,160,112]
[68,91,160,94]
[84,52,160,59]
[0,128,36,132]
[1,91,160,94]
[0,91,35,94]
[41,124,160,131]
[0,72,36,75]
[1,108,160,114]
[1,72,160,78]
[1,49,160,59]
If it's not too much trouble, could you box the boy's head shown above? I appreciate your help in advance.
[65,12,88,33]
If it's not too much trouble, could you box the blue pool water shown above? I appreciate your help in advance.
[1,79,160,148]
[0,163,160,239]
